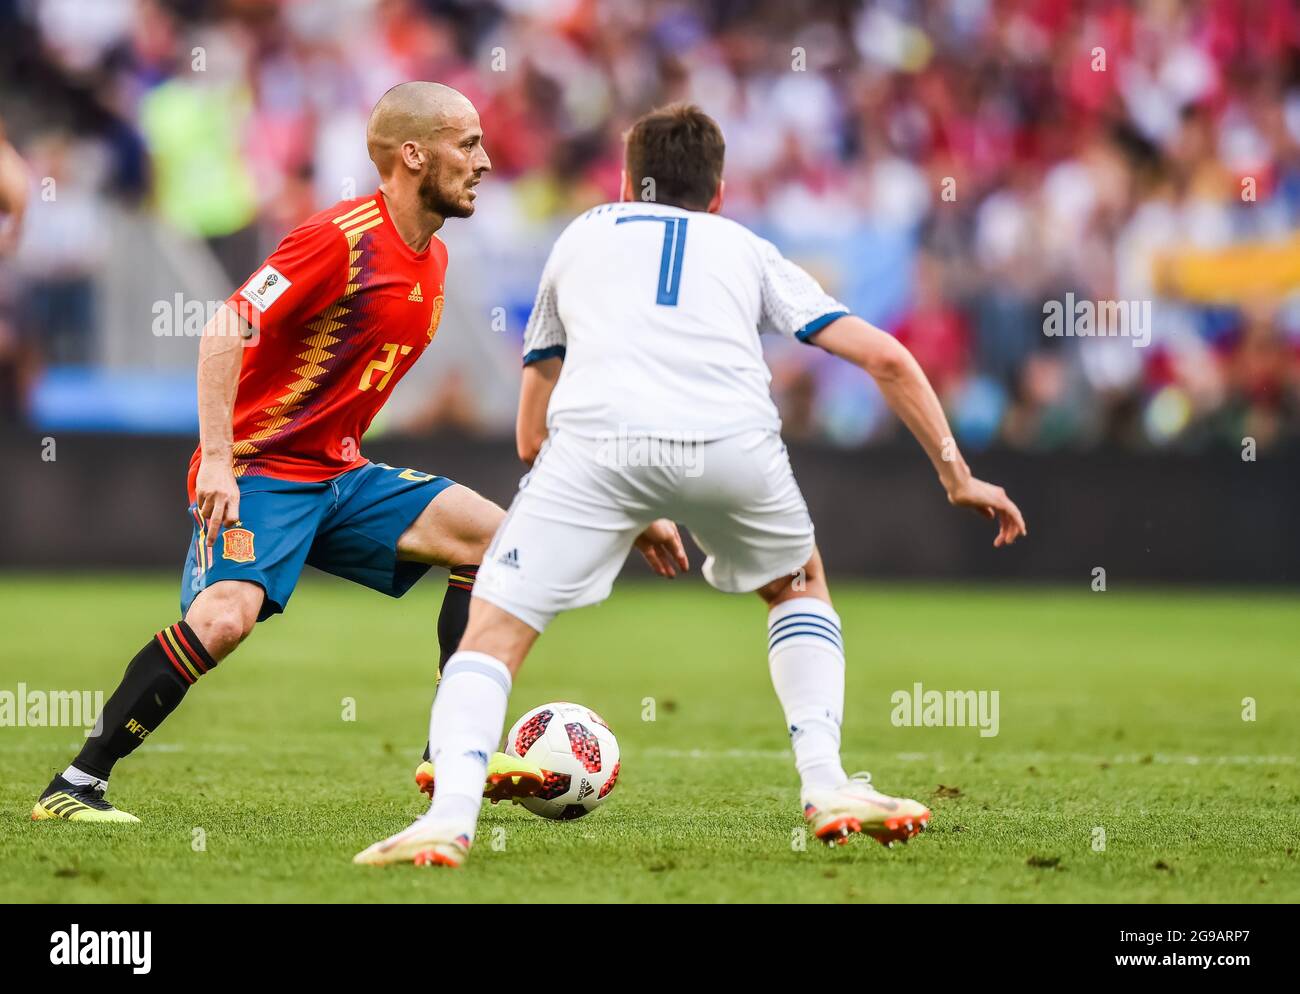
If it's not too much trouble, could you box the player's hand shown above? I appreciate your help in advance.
[195,459,241,555]
[946,476,1027,548]
[635,519,689,578]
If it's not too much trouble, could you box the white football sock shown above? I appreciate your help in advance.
[768,597,848,793]
[63,765,107,791]
[423,651,512,842]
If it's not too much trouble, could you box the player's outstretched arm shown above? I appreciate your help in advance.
[194,304,252,555]
[809,315,1027,547]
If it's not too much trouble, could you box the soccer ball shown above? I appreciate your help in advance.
[504,702,620,820]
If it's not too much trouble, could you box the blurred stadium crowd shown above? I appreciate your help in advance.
[0,0,1298,451]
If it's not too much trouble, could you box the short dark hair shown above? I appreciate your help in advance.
[624,103,725,211]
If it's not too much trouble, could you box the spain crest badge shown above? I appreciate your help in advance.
[222,525,256,563]
[426,294,444,343]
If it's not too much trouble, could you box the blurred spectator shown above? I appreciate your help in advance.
[0,0,1296,453]
[11,133,109,365]
[1218,299,1300,447]
[892,251,969,401]
[0,115,27,255]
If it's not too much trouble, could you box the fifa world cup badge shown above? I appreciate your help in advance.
[221,526,256,563]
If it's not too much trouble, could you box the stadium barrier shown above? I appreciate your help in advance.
[1,430,1295,584]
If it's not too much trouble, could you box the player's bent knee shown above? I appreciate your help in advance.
[460,500,505,562]
[757,549,829,606]
[185,582,262,659]
[195,615,251,659]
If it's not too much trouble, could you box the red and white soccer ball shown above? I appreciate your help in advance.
[505,701,620,820]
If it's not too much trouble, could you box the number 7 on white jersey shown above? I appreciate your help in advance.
[615,215,688,306]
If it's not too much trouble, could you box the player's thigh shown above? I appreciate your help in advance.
[180,481,327,627]
[307,462,475,598]
[680,430,816,594]
[395,482,505,567]
[475,503,643,635]
[474,438,651,633]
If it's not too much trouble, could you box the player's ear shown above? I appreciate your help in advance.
[619,169,633,203]
[707,179,724,214]
[401,141,424,172]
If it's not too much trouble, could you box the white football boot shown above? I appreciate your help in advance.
[353,817,471,868]
[802,771,931,847]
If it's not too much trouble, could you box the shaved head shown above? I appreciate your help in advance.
[367,81,490,224]
[367,81,475,174]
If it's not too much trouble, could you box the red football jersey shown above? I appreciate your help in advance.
[187,192,448,500]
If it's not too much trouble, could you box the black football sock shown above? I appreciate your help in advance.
[423,564,478,762]
[438,565,478,670]
[72,621,219,780]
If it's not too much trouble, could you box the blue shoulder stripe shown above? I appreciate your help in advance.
[795,310,850,342]
[523,345,566,366]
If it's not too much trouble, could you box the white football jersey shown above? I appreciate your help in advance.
[522,201,848,440]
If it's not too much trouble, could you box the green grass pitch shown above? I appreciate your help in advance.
[1,574,1297,903]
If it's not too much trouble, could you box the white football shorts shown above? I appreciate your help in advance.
[474,428,816,632]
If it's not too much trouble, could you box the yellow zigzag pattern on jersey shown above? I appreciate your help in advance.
[233,202,381,475]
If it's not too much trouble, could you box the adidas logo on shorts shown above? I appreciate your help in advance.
[497,548,520,569]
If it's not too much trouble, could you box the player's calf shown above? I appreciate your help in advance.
[764,584,849,794]
[755,558,931,849]
[398,486,507,765]
[33,619,223,823]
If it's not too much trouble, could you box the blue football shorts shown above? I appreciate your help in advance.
[180,461,456,622]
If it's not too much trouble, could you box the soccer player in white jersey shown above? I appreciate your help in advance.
[356,104,1027,868]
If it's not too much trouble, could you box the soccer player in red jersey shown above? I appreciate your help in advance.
[30,82,653,822]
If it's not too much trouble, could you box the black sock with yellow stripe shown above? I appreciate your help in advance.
[422,564,478,762]
[73,621,218,780]
[439,564,478,671]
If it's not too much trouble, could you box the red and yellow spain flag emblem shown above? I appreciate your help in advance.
[222,526,256,563]
[426,294,444,342]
